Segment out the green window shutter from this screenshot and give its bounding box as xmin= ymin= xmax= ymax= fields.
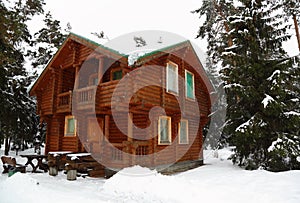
xmin=186 ymin=71 xmax=194 ymax=99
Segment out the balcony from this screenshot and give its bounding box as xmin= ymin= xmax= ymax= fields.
xmin=56 ymin=80 xmax=129 ymax=112
xmin=57 ymin=91 xmax=72 ymax=113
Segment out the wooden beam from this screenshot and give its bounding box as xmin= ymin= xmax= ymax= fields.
xmin=98 ymin=56 xmax=104 ymax=84
xmin=74 ymin=65 xmax=79 ymax=89
xmin=127 ymin=112 xmax=133 ymax=142
xmin=104 ymin=115 xmax=110 ymax=140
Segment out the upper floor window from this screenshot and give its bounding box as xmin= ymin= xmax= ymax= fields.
xmin=89 ymin=73 xmax=99 ymax=86
xmin=111 ymin=69 xmax=123 ymax=80
xmin=64 ymin=116 xmax=76 ymax=136
xmin=185 ymin=70 xmax=195 ymax=99
xmin=166 ymin=62 xmax=178 ymax=94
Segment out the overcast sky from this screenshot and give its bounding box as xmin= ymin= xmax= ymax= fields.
xmin=29 ymin=0 xmax=298 ymax=56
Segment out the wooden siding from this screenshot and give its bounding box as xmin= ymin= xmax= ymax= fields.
xmin=34 ymin=37 xmax=211 ymax=170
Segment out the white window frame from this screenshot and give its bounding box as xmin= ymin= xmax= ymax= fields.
xmin=185 ymin=70 xmax=195 ymax=100
xmin=64 ymin=116 xmax=77 ymax=137
xmin=178 ymin=119 xmax=189 ymax=144
xmin=166 ymin=61 xmax=178 ymax=94
xmin=158 ymin=116 xmax=171 ymax=145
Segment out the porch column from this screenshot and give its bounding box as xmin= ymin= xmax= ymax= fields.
xmin=128 ymin=112 xmax=134 ymax=166
xmin=74 ymin=65 xmax=80 ymax=89
xmin=104 ymin=115 xmax=110 ymax=141
xmin=103 ymin=115 xmax=110 ymax=164
xmin=127 ymin=112 xmax=133 ymax=142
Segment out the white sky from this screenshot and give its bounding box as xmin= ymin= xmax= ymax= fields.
xmin=42 ymin=0 xmax=207 ymax=48
xmin=29 ymin=0 xmax=298 ymax=56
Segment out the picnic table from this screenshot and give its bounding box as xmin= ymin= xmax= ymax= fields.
xmin=20 ymin=154 xmax=48 ymax=173
xmin=48 ymin=151 xmax=73 ymax=176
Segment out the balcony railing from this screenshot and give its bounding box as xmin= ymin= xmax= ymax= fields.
xmin=76 ymin=86 xmax=97 ymax=104
xmin=57 ymin=91 xmax=72 ymax=113
xmin=57 ymin=80 xmax=132 ymax=112
xmin=104 ymin=141 xmax=150 ymax=168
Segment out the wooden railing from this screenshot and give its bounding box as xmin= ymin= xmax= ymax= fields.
xmin=110 ymin=143 xmax=123 ymax=161
xmin=61 ymin=80 xmax=131 ymax=111
xmin=76 ymin=86 xmax=97 ymax=104
xmin=136 ymin=145 xmax=149 ymax=156
xmin=57 ymin=91 xmax=72 ymax=112
xmin=105 ymin=141 xmax=150 ymax=168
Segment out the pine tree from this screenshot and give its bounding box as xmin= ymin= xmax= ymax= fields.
xmin=272 ymin=0 xmax=300 ymax=52
xmin=195 ymin=0 xmax=300 ymax=171
xmin=28 ymin=12 xmax=67 ymax=70
xmin=0 ymin=0 xmax=66 ymax=155
xmin=0 ymin=0 xmax=45 ymax=154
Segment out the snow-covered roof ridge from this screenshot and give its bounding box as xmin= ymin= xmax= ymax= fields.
xmin=69 ymin=32 xmax=127 ymax=57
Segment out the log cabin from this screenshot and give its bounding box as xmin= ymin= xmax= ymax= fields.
xmin=30 ymin=33 xmax=214 ymax=175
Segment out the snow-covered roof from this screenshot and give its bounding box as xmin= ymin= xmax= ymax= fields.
xmin=30 ymin=32 xmax=214 ymax=98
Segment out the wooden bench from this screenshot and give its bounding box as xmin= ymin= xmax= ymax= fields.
xmin=1 ymin=156 xmax=26 ymax=173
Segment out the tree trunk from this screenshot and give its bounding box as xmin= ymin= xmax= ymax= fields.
xmin=4 ymin=137 xmax=10 ymax=155
xmin=293 ymin=14 xmax=300 ymax=52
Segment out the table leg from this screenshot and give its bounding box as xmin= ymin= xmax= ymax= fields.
xmin=38 ymin=158 xmax=48 ymax=172
xmin=24 ymin=158 xmax=36 ymax=172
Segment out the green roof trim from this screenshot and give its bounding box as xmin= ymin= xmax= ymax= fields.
xmin=135 ymin=40 xmax=190 ymax=64
xmin=69 ymin=32 xmax=128 ymax=57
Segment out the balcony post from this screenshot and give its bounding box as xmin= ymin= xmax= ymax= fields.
xmin=98 ymin=56 xmax=104 ymax=84
xmin=128 ymin=112 xmax=134 ymax=165
xmin=74 ymin=65 xmax=79 ymax=89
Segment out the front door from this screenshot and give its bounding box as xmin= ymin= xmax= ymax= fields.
xmin=87 ymin=117 xmax=104 ymax=154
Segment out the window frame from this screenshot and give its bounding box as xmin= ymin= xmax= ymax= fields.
xmin=178 ymin=119 xmax=189 ymax=144
xmin=89 ymin=73 xmax=99 ymax=86
xmin=158 ymin=116 xmax=172 ymax=145
xmin=185 ymin=70 xmax=195 ymax=100
xmin=166 ymin=61 xmax=179 ymax=95
xmin=64 ymin=116 xmax=77 ymax=137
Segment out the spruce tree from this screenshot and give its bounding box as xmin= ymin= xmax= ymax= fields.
xmin=0 ymin=0 xmax=45 ymax=154
xmin=0 ymin=0 xmax=66 ymax=154
xmin=195 ymin=0 xmax=300 ymax=171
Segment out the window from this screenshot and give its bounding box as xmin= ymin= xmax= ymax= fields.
xmin=185 ymin=70 xmax=195 ymax=99
xmin=158 ymin=116 xmax=171 ymax=145
xmin=89 ymin=73 xmax=99 ymax=86
xmin=112 ymin=69 xmax=123 ymax=80
xmin=166 ymin=62 xmax=178 ymax=94
xmin=178 ymin=119 xmax=188 ymax=144
xmin=64 ymin=116 xmax=76 ymax=136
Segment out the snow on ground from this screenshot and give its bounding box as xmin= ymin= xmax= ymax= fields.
xmin=0 ymin=147 xmax=299 ymax=203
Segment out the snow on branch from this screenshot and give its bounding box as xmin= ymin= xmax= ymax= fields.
xmin=262 ymin=94 xmax=275 ymax=108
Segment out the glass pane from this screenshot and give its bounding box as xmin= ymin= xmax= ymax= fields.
xmin=167 ymin=64 xmax=178 ymax=93
xmin=67 ymin=118 xmax=75 ymax=134
xmin=113 ymin=70 xmax=122 ymax=80
xmin=186 ymin=72 xmax=194 ymax=99
xmin=159 ymin=117 xmax=170 ymax=143
xmin=93 ymin=77 xmax=98 ymax=85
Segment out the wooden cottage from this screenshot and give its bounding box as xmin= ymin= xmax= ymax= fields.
xmin=30 ymin=33 xmax=214 ymax=175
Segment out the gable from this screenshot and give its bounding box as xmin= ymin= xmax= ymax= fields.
xmin=134 ymin=41 xmax=215 ymax=105
xmin=30 ymin=33 xmax=127 ymax=96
